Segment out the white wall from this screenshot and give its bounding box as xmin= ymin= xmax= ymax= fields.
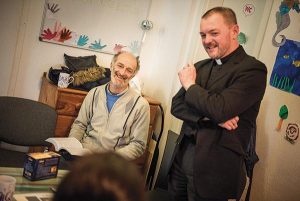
xmin=139 ymin=0 xmax=208 ymax=184
xmin=0 ymin=0 xmax=24 ymax=95
xmin=252 ymin=1 xmax=300 ymax=201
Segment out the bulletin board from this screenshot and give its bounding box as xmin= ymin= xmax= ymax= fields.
xmin=39 ymin=0 xmax=152 ymax=55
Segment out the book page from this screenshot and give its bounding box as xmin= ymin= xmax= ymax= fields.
xmin=64 ymin=147 xmax=91 ymax=156
xmin=46 ymin=137 xmax=90 ymax=156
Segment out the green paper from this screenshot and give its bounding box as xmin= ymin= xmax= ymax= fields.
xmin=279 ymin=105 xmax=288 ymax=119
xmin=238 ymin=32 xmax=247 ymax=45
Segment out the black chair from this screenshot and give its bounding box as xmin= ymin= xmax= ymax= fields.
xmin=146 ymin=130 xmax=179 ymax=201
xmin=146 ymin=104 xmax=164 ymax=188
xmin=0 ymin=96 xmax=57 ymax=167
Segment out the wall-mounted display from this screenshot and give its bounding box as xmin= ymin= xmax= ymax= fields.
xmin=270 ymin=39 xmax=300 ymax=96
xmin=222 ymin=0 xmax=268 ymax=56
xmin=285 ymin=123 xmax=299 ymax=144
xmin=276 ymin=105 xmax=289 ymax=131
xmin=39 ymin=0 xmax=152 ymax=55
xmin=272 ymin=0 xmax=300 ymax=47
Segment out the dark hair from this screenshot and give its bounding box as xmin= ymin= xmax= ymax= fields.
xmin=202 ymin=7 xmax=237 ymax=26
xmin=53 ymin=152 xmax=145 ymax=201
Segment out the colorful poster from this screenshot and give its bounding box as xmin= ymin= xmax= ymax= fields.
xmin=39 ymin=0 xmax=151 ymax=55
xmin=270 ymin=39 xmax=300 ymax=96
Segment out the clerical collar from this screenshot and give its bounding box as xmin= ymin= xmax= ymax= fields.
xmin=215 ymin=59 xmax=222 ymax=65
xmin=106 ymin=84 xmax=128 ymax=96
xmin=214 ymin=46 xmax=243 ymax=65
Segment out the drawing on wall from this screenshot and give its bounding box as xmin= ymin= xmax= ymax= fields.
xmin=238 ymin=32 xmax=247 ymax=45
xmin=270 ymin=39 xmax=300 ymax=96
xmin=243 ymin=4 xmax=255 ymax=16
xmin=39 ymin=0 xmax=151 ymax=55
xmin=285 ymin=123 xmax=299 ymax=144
xmin=238 ymin=4 xmax=254 ymax=46
xmin=276 ymin=105 xmax=289 ymax=131
xmin=272 ymin=0 xmax=300 ymax=47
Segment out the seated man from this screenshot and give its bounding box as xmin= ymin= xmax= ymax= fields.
xmin=53 ymin=152 xmax=145 ymax=201
xmin=69 ymin=51 xmax=150 ymax=160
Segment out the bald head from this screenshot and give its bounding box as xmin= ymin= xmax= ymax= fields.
xmin=111 ymin=51 xmax=140 ymax=74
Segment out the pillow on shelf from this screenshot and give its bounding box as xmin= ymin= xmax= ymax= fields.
xmin=64 ymin=54 xmax=98 ymax=72
xmin=72 ymin=66 xmax=106 ymax=86
xmin=70 ymin=68 xmax=111 ymax=91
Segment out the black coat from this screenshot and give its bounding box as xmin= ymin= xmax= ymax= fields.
xmin=171 ymin=46 xmax=267 ymax=199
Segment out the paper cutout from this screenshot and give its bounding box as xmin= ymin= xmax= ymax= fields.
xmin=39 ymin=0 xmax=150 ymax=55
xmin=285 ymin=123 xmax=299 ymax=144
xmin=270 ymin=39 xmax=300 ymax=96
xmin=243 ymin=4 xmax=255 ymax=16
xmin=113 ymin=44 xmax=126 ymax=53
xmin=238 ymin=32 xmax=247 ymax=45
xmin=276 ymin=105 xmax=288 ymax=131
xmin=272 ymin=0 xmax=300 ymax=47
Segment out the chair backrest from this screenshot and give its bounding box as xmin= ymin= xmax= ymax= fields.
xmin=153 ymin=130 xmax=178 ymax=190
xmin=145 ymin=104 xmax=164 ymax=188
xmin=0 ymin=96 xmax=57 ymax=146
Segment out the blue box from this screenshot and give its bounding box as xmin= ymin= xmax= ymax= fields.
xmin=23 ymin=151 xmax=61 ymax=181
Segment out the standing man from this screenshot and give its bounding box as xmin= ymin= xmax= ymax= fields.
xmin=69 ymin=51 xmax=150 ymax=161
xmin=169 ymin=7 xmax=267 ymax=201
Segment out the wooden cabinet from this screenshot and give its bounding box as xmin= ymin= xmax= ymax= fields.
xmin=38 ymin=74 xmax=161 ymax=175
xmin=39 ymin=76 xmax=87 ymax=137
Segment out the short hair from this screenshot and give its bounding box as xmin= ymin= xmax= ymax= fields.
xmin=112 ymin=51 xmax=140 ymax=73
xmin=53 ymin=152 xmax=145 ymax=201
xmin=202 ymin=7 xmax=237 ymax=26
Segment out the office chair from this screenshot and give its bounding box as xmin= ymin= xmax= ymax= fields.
xmin=0 ymin=96 xmax=57 ymax=167
xmin=146 ymin=130 xmax=179 ymax=201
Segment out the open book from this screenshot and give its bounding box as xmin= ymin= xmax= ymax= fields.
xmin=46 ymin=137 xmax=91 ymax=156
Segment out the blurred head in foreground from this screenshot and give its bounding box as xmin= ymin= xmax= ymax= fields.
xmin=53 ymin=152 xmax=145 ymax=201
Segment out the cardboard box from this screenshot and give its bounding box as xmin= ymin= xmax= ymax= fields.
xmin=23 ymin=151 xmax=60 ymax=181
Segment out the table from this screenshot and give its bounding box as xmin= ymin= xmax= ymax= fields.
xmin=0 ymin=167 xmax=68 ymax=194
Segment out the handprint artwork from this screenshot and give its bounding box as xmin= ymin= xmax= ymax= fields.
xmin=47 ymin=3 xmax=60 ymax=14
xmin=40 ymin=21 xmax=70 ymax=43
xmin=59 ymin=28 xmax=72 ymax=42
xmin=89 ymin=39 xmax=107 ymax=50
xmin=40 ymin=22 xmax=72 ymax=43
xmin=39 ymin=0 xmax=149 ymax=54
xmin=113 ymin=44 xmax=126 ymax=53
xmin=77 ymin=35 xmax=89 ymax=46
xmin=40 ymin=28 xmax=57 ymax=40
xmin=129 ymin=40 xmax=140 ymax=55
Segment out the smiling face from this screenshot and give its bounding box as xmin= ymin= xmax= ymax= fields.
xmin=200 ymin=12 xmax=239 ymax=59
xmin=109 ymin=52 xmax=138 ymax=94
